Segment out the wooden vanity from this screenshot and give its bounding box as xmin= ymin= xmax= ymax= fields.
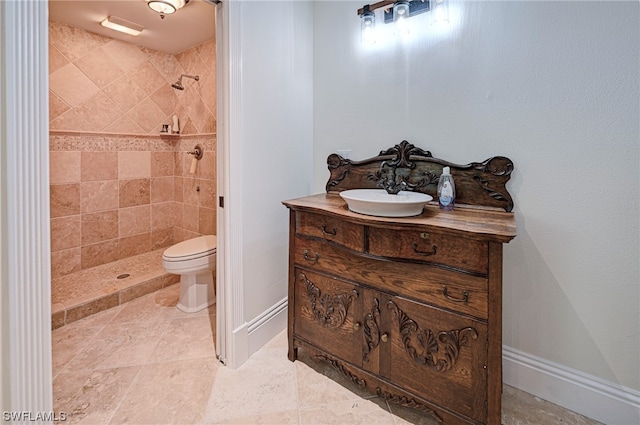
xmin=283 ymin=142 xmax=516 ymax=425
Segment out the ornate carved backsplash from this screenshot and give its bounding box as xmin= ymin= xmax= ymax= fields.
xmin=326 ymin=140 xmax=515 ymax=212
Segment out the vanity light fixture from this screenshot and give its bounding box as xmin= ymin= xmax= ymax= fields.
xmin=432 ymin=0 xmax=449 ymax=24
xmin=393 ymin=0 xmax=411 ymax=35
xmin=360 ymin=5 xmax=376 ymax=44
xmin=357 ymin=0 xmax=436 ymax=41
xmin=147 ymin=0 xmax=189 ymax=19
xmin=100 ymin=16 xmax=144 ymax=36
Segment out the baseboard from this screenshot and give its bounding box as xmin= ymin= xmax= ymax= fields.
xmin=247 ymin=297 xmax=288 ymax=356
xmin=226 ymin=323 xmax=248 ymax=369
xmin=503 ymin=345 xmax=640 ymax=425
xmin=225 ymin=298 xmax=288 ymax=369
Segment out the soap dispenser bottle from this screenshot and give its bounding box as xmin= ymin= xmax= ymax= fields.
xmin=438 ymin=166 xmax=456 ymax=210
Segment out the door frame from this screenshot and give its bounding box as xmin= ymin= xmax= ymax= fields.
xmin=1 ymin=0 xmax=53 ymax=413
xmin=215 ymin=0 xmax=229 ymax=365
xmin=215 ymin=0 xmax=247 ymax=369
xmin=0 ymin=0 xmax=240 ymax=413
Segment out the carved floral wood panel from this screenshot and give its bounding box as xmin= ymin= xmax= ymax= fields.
xmin=300 ymin=272 xmax=358 ymax=328
xmin=387 ymin=300 xmax=478 ymax=372
xmin=326 ymin=140 xmax=515 ymax=212
xmin=363 ymin=298 xmax=381 ymax=363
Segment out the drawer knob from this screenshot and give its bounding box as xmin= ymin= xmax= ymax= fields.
xmin=321 ymin=225 xmax=337 ymax=236
xmin=354 ymin=322 xmax=361 ymax=330
xmin=412 ymin=242 xmax=438 ymax=256
xmin=442 ymin=286 xmax=469 ymax=303
xmin=303 ymin=250 xmax=319 ymax=262
xmin=381 ymin=333 xmax=388 ymax=343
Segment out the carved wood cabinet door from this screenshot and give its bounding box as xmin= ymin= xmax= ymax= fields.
xmin=293 ymin=268 xmax=363 ymax=367
xmin=379 ymin=295 xmax=489 ymax=423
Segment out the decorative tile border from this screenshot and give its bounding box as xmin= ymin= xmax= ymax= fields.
xmin=50 ymin=131 xmax=215 ymax=151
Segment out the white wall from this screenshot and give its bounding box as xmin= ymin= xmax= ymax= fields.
xmin=313 ymin=0 xmax=638 ymax=400
xmin=229 ymin=0 xmax=314 ymax=333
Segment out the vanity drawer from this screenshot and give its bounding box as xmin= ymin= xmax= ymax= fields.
xmin=368 ymin=227 xmax=488 ymax=274
xmin=294 ymin=235 xmax=488 ymax=320
xmin=296 ymin=211 xmax=365 ymax=252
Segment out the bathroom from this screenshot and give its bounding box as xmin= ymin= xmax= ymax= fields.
xmin=48 ymin=2 xmax=218 ymax=327
xmin=1 ymin=1 xmax=638 ymax=424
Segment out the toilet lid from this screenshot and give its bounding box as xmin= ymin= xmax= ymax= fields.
xmin=163 ymin=235 xmax=217 ymax=260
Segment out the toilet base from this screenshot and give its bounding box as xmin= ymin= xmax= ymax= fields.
xmin=176 ymin=270 xmax=215 ymax=313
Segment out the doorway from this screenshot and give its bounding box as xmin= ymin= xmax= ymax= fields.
xmin=0 ymin=0 xmax=228 ymax=412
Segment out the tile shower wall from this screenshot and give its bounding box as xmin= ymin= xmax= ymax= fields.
xmin=49 ymin=21 xmax=216 ymax=134
xmin=49 ymin=21 xmax=216 ymax=278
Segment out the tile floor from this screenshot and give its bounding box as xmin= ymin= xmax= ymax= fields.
xmin=53 ymin=284 xmax=602 ymax=425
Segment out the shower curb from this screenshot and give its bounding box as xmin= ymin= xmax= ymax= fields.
xmin=52 ymin=272 xmax=179 ymax=330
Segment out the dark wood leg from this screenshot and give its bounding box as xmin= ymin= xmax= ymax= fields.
xmin=288 ymin=345 xmax=298 ymax=362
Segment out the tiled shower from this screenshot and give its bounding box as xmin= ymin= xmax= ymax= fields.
xmin=49 ymin=21 xmax=217 ymax=327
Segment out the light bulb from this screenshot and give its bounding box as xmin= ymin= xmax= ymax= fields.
xmin=432 ymin=0 xmax=449 ymax=24
xmin=360 ymin=6 xmax=376 ymax=44
xmin=393 ymin=1 xmax=411 ymax=36
xmin=147 ymin=0 xmax=188 ymax=15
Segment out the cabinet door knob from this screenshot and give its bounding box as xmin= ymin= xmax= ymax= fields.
xmin=354 ymin=322 xmax=361 ymax=330
xmin=381 ymin=333 xmax=388 ymax=343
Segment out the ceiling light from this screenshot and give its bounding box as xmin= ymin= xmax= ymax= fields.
xmin=147 ymin=0 xmax=189 ymax=16
xmin=100 ymin=16 xmax=144 ymax=36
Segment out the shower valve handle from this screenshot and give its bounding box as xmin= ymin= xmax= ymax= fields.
xmin=188 ymin=145 xmax=203 ymax=160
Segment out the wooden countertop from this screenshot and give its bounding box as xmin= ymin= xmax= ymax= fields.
xmin=283 ymin=193 xmax=516 ymax=244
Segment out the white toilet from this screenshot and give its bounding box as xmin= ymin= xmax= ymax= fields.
xmin=162 ymin=235 xmax=216 ymax=313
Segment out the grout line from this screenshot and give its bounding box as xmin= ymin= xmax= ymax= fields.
xmin=103 ymin=364 xmax=146 ymax=425
xmin=103 ymin=306 xmax=179 ymax=424
xmin=51 ymin=316 xmax=116 ymax=380
xmin=292 ymin=351 xmax=303 ymax=425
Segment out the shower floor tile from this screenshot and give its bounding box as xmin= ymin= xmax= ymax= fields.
xmin=52 ymin=250 xmax=165 ymax=305
xmin=51 ymin=249 xmax=179 ymax=328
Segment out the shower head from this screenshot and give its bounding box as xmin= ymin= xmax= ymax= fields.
xmin=171 ymin=74 xmax=200 ymax=91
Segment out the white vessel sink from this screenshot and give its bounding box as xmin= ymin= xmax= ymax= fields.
xmin=339 ymin=189 xmax=433 ymax=217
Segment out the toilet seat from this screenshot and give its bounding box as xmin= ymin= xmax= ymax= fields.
xmin=162 ymin=235 xmax=217 ymax=262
